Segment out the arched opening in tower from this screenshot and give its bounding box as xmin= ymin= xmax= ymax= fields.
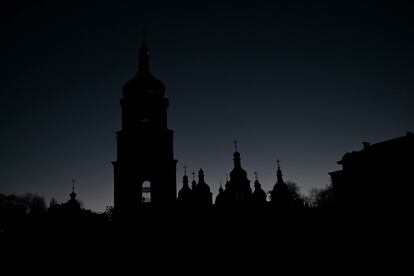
xmin=142 ymin=181 xmax=151 ymax=204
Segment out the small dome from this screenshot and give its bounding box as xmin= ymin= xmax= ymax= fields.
xmin=230 ymin=166 xmax=247 ymax=179
xmin=178 ymin=185 xmax=192 ymax=198
xmin=70 ymin=191 xmax=77 ymax=200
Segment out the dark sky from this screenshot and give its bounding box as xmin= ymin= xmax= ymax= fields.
xmin=1 ymin=0 xmax=413 ymax=211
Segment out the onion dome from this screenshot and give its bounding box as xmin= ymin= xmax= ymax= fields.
xmin=123 ymin=42 xmax=165 ymax=97
xmin=178 ymin=167 xmax=192 ymax=199
xmin=196 ymin=169 xmax=211 ymax=193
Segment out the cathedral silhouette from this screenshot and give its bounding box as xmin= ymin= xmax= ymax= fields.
xmin=112 ymin=41 xmax=298 ymax=216
xmin=111 ymin=40 xmax=414 ymax=219
xmin=2 ymin=40 xmax=413 ymax=236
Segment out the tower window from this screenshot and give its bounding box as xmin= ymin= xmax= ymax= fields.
xmin=142 ymin=181 xmax=151 ymax=203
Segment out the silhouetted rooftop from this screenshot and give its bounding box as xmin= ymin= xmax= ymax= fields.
xmin=338 ymin=132 xmax=414 ymax=165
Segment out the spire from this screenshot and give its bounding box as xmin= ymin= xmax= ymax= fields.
xmin=233 ymin=140 xmax=241 ymax=168
xmin=198 ymin=168 xmax=205 ymax=183
xmin=254 ymin=172 xmax=261 ymax=189
xmin=142 ymin=29 xmax=147 ymax=47
xmin=70 ymin=177 xmax=77 ymax=200
xmin=276 ymin=160 xmax=284 ymax=183
xmin=182 ymin=166 xmax=189 ymax=187
xmin=191 ymin=171 xmax=197 ymax=190
xmin=138 ymin=37 xmax=150 ymax=73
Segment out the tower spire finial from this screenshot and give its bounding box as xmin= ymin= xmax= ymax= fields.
xmin=72 ymin=177 xmax=75 ymax=193
xmin=254 ymin=171 xmax=259 ymax=182
xmin=234 ymin=140 xmax=238 ymax=152
xmin=182 ymin=166 xmax=189 ymax=188
xmin=276 ymin=159 xmax=284 ymax=183
xmin=70 ymin=177 xmax=77 ymax=200
xmin=138 ymin=30 xmax=150 ymax=72
xmin=142 ymin=28 xmax=146 ymax=46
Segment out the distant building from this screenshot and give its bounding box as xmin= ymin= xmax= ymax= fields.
xmin=252 ymin=172 xmax=267 ymax=206
xmin=177 ymin=169 xmax=193 ymax=206
xmin=48 ymin=179 xmax=82 ymax=216
xmin=215 ymin=181 xmax=225 ymax=206
xmin=329 ymin=132 xmax=414 ymax=209
xmin=220 ymin=144 xmax=253 ymax=206
xmin=66 ymin=179 xmax=82 ymax=213
xmin=193 ymin=169 xmax=213 ymax=207
xmin=270 ymin=161 xmax=295 ymax=208
xmin=177 ymin=168 xmax=213 ymax=208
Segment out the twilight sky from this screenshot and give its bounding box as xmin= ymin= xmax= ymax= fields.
xmin=1 ymin=0 xmax=413 ymax=211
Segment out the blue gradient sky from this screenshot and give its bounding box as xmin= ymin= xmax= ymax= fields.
xmin=1 ymin=0 xmax=412 ymax=211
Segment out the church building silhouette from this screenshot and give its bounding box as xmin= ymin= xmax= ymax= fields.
xmin=113 ymin=41 xmax=296 ymax=216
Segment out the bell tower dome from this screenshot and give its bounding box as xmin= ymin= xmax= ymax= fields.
xmin=113 ymin=40 xmax=177 ymax=216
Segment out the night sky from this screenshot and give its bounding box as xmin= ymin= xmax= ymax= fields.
xmin=1 ymin=0 xmax=412 ymax=211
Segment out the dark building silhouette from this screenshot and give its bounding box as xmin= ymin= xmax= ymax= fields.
xmin=329 ymin=132 xmax=414 ymax=210
xmin=252 ymin=172 xmax=267 ymax=205
xmin=191 ymin=172 xmax=197 ymax=191
xmin=48 ymin=178 xmax=86 ymax=217
xmin=108 ymin=40 xmax=314 ymax=215
xmin=214 ymin=181 xmax=225 ymax=206
xmin=177 ymin=167 xmax=193 ymax=206
xmin=193 ymin=169 xmax=213 ymax=207
xmin=66 ymin=178 xmax=82 ymax=212
xmin=220 ymin=143 xmax=253 ymax=206
xmin=270 ymin=160 xmax=294 ymax=208
xmin=112 ymin=41 xmax=177 ymax=215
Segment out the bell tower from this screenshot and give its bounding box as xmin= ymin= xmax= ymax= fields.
xmin=113 ymin=41 xmax=177 ymax=215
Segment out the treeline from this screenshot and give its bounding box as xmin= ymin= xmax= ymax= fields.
xmin=0 ymin=193 xmax=109 ymax=234
xmin=0 ymin=184 xmax=337 ymax=233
